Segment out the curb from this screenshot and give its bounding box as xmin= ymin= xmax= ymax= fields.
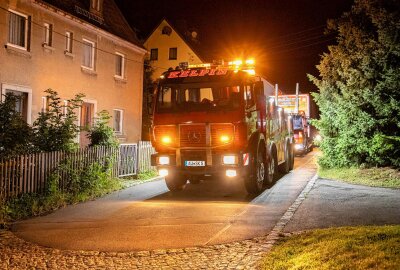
xmin=258 ymin=173 xmax=319 ymax=252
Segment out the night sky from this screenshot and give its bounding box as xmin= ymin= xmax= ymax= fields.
xmin=115 ymin=0 xmax=354 ymax=94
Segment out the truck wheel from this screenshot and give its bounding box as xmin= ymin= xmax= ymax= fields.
xmin=165 ymin=174 xmax=187 ymax=191
xmin=189 ymin=176 xmax=201 ymax=184
xmin=289 ymin=143 xmax=295 ymax=170
xmin=244 ymin=143 xmax=266 ymax=194
xmin=268 ymin=151 xmax=279 ymax=183
xmin=279 ymin=144 xmax=290 ymax=174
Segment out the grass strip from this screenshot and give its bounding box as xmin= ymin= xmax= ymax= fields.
xmin=262 ymin=225 xmax=400 ymax=270
xmin=318 ymin=166 xmax=400 ymax=189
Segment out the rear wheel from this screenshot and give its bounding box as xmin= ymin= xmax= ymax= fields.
xmin=165 ymin=173 xmax=187 ymax=191
xmin=244 ymin=142 xmax=266 ymax=194
xmin=279 ymin=144 xmax=290 ymax=174
xmin=289 ymin=143 xmax=295 ymax=170
xmin=267 ymin=151 xmax=278 ymax=183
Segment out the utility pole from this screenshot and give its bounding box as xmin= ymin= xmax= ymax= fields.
xmin=295 ymin=83 xmax=299 ymax=113
xmin=275 ymin=84 xmax=279 ymax=106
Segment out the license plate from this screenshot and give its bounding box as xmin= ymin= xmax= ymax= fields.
xmin=185 ymin=161 xmax=205 ymax=167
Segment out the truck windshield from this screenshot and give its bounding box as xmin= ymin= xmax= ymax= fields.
xmin=156 ymin=83 xmax=242 ymax=113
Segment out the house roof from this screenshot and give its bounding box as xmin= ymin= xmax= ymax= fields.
xmin=144 ymin=18 xmax=212 ymax=63
xmin=36 ymin=0 xmax=143 ymax=48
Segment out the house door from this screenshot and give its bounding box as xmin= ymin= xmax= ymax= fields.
xmin=80 ymin=102 xmax=94 ymax=147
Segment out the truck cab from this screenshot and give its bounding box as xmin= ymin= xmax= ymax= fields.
xmin=150 ymin=61 xmax=294 ymax=194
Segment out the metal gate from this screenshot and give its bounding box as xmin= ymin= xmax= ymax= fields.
xmin=118 ymin=144 xmax=137 ymax=177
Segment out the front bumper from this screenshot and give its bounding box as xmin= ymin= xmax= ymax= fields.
xmin=151 ymin=151 xmax=249 ymax=177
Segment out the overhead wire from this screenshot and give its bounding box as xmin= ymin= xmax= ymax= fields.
xmin=1 ymin=5 xmax=336 ymax=66
xmin=0 ymin=6 xmax=172 ymax=71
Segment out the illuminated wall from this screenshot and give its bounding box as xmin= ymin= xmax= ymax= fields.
xmin=144 ymin=19 xmax=203 ymax=80
xmin=0 ymin=1 xmax=146 ymax=144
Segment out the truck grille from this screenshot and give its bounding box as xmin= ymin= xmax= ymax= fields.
xmin=179 ymin=123 xmax=234 ymax=148
xmin=180 ymin=124 xmax=206 ymax=147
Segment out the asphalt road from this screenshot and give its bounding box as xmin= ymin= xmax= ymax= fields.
xmin=12 ymin=152 xmax=317 ymax=252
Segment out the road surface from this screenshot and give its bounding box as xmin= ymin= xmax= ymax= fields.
xmin=13 ymin=152 xmax=317 ymax=251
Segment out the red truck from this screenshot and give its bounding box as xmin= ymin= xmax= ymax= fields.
xmin=150 ymin=60 xmax=294 ymax=194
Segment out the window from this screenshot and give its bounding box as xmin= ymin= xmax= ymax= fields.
xmin=115 ymin=52 xmax=125 ymax=78
xmin=8 ymin=10 xmax=29 ymax=50
xmin=162 ymin=26 xmax=172 ymax=36
xmin=41 ymin=96 xmax=48 ymax=112
xmin=82 ymin=39 xmax=95 ymax=70
xmin=1 ymin=84 xmax=32 ymax=124
xmin=169 ymin=47 xmax=177 ymax=60
xmin=43 ymin=23 xmax=53 ymax=46
xmin=150 ymin=48 xmax=158 ymax=60
xmin=113 ymin=109 xmax=123 ymax=133
xmin=65 ymin=32 xmax=73 ymax=53
xmin=62 ymin=100 xmax=68 ymax=116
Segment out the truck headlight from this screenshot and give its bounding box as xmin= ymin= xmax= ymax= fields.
xmin=161 ymin=136 xmax=172 ymax=144
xmin=220 ymin=135 xmax=231 ymax=143
xmin=158 ymin=169 xmax=168 ymax=176
xmin=295 ymin=144 xmax=303 ymax=150
xmin=223 ymin=155 xmax=238 ymax=165
xmin=157 ymin=156 xmax=170 ymax=165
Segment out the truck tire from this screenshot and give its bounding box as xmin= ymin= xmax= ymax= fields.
xmin=265 ymin=151 xmax=275 ymax=187
xmin=165 ymin=173 xmax=187 ymax=191
xmin=289 ymin=143 xmax=295 ymax=170
xmin=244 ymin=142 xmax=266 ymax=194
xmin=279 ymin=143 xmax=290 ymax=174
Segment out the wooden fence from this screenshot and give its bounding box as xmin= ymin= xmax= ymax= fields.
xmin=0 ymin=142 xmax=156 ymax=200
xmin=0 ymin=146 xmax=119 ymax=199
xmin=137 ymin=141 xmax=156 ymax=173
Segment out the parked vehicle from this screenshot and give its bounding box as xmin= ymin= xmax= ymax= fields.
xmin=150 ymin=60 xmax=294 ymax=194
xmin=273 ymin=94 xmax=312 ymax=155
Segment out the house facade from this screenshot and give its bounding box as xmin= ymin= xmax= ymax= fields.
xmin=0 ymin=0 xmax=147 ymax=145
xmin=143 ymin=19 xmax=204 ymax=80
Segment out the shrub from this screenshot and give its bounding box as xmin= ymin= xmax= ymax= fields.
xmin=0 ymin=93 xmax=34 ymax=158
xmin=87 ymin=110 xmax=118 ymax=147
xmin=33 ymin=89 xmax=84 ymax=152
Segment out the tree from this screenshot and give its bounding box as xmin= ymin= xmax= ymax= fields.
xmin=0 ymin=93 xmax=34 ymax=158
xmin=87 ymin=110 xmax=118 ymax=147
xmin=310 ymin=0 xmax=400 ymax=168
xmin=141 ymin=58 xmax=155 ymax=141
xmin=33 ymin=89 xmax=84 ymax=152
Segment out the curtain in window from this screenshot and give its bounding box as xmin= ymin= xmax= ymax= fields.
xmin=113 ymin=110 xmax=121 ymax=132
xmin=8 ymin=12 xmax=26 ymax=47
xmin=82 ymin=41 xmax=93 ymax=68
xmin=115 ymin=54 xmax=123 ymax=76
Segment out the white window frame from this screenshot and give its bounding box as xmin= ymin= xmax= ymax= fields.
xmin=65 ymin=31 xmax=73 ymax=53
xmin=115 ymin=52 xmax=125 ymax=79
xmin=82 ymin=38 xmax=96 ymax=70
xmin=1 ymin=83 xmax=32 ymax=124
xmin=62 ymin=100 xmax=68 ymax=116
xmin=43 ymin=23 xmax=52 ymax=46
xmin=113 ymin=109 xmax=123 ymax=134
xmin=7 ymin=9 xmax=29 ymax=51
xmin=41 ymin=96 xmax=47 ymax=112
